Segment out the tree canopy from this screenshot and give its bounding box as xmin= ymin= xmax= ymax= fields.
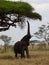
xmin=0 ymin=0 xmax=42 ymax=31
xmin=34 ymin=24 xmax=49 ymax=45
xmin=0 ymin=35 xmax=11 ymax=52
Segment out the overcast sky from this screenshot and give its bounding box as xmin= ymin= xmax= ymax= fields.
xmin=0 ymin=0 xmax=49 ymax=45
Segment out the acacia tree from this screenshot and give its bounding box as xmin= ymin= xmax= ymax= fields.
xmin=0 ymin=35 xmax=11 ymax=52
xmin=34 ymin=24 xmax=49 ymax=45
xmin=0 ymin=0 xmax=42 ymax=31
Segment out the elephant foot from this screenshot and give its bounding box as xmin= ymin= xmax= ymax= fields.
xmin=15 ymin=54 xmax=17 ymax=57
xmin=21 ymin=54 xmax=25 ymax=58
xmin=27 ymin=55 xmax=30 ymax=58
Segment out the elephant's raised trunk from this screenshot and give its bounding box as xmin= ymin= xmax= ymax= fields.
xmin=27 ymin=21 xmax=30 ymax=35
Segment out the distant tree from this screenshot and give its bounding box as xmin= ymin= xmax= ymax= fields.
xmin=0 ymin=35 xmax=11 ymax=52
xmin=34 ymin=24 xmax=49 ymax=45
xmin=0 ymin=0 xmax=42 ymax=31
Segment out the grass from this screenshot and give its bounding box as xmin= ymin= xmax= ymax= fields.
xmin=0 ymin=45 xmax=49 ymax=65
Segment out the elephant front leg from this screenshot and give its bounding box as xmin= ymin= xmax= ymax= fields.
xmin=15 ymin=52 xmax=18 ymax=58
xmin=21 ymin=49 xmax=25 ymax=58
xmin=26 ymin=47 xmax=30 ymax=58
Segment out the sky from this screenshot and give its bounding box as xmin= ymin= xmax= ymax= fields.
xmin=0 ymin=0 xmax=49 ymax=45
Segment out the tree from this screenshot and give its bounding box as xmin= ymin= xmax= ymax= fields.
xmin=0 ymin=0 xmax=42 ymax=31
xmin=34 ymin=24 xmax=49 ymax=45
xmin=0 ymin=35 xmax=11 ymax=52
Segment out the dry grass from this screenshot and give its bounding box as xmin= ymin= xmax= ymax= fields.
xmin=0 ymin=45 xmax=49 ymax=65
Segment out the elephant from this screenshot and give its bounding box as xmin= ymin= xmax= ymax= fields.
xmin=14 ymin=21 xmax=31 ymax=58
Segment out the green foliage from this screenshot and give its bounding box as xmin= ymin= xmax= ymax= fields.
xmin=0 ymin=1 xmax=33 ymax=14
xmin=0 ymin=0 xmax=42 ymax=31
xmin=30 ymin=40 xmax=40 ymax=43
xmin=0 ymin=0 xmax=41 ymax=20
